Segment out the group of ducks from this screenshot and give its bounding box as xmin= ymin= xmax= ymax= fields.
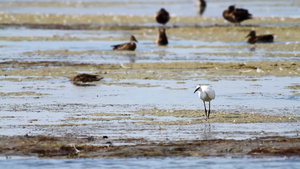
xmin=111 ymin=3 xmax=274 ymax=51
xmin=69 ymin=2 xmax=277 ymax=120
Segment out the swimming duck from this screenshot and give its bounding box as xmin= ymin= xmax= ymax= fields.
xmin=155 ymin=8 xmax=170 ymax=25
xmin=246 ymin=31 xmax=274 ymax=44
xmin=155 ymin=28 xmax=168 ymax=46
xmin=70 ymin=73 xmax=103 ymax=83
xmin=112 ymin=35 xmax=138 ymax=51
xmin=223 ymin=5 xmax=252 ymax=25
xmin=196 ymin=0 xmax=206 ymax=15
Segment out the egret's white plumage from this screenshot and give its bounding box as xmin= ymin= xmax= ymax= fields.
xmin=194 ymin=85 xmax=215 ymax=120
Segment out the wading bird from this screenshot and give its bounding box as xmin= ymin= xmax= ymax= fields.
xmin=223 ymin=5 xmax=252 ymax=25
xmin=111 ymin=35 xmax=138 ymax=51
xmin=194 ymin=85 xmax=216 ymax=120
xmin=196 ymin=0 xmax=206 ymax=15
xmin=155 ymin=8 xmax=170 ymax=25
xmin=246 ymin=30 xmax=274 ymax=44
xmin=155 ymin=28 xmax=168 ymax=46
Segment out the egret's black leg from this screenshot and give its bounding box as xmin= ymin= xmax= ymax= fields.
xmin=208 ymin=101 xmax=211 ymax=119
xmin=203 ymin=101 xmax=208 ymax=121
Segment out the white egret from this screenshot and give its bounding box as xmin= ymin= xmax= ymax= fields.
xmin=194 ymin=85 xmax=216 ymax=120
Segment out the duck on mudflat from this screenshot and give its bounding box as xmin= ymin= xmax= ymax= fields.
xmin=155 ymin=8 xmax=170 ymax=25
xmin=223 ymin=5 xmax=252 ymax=25
xmin=111 ymin=35 xmax=138 ymax=51
xmin=246 ymin=30 xmax=274 ymax=44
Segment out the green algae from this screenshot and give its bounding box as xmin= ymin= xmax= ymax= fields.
xmin=133 ymin=109 xmax=300 ymax=124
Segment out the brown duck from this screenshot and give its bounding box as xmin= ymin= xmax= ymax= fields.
xmin=246 ymin=31 xmax=274 ymax=44
xmin=223 ymin=5 xmax=252 ymax=25
xmin=155 ymin=8 xmax=170 ymax=25
xmin=70 ymin=73 xmax=103 ymax=83
xmin=196 ymin=0 xmax=206 ymax=15
xmin=112 ymin=35 xmax=138 ymax=51
xmin=155 ymin=28 xmax=168 ymax=46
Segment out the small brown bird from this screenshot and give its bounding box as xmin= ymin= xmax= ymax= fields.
xmin=112 ymin=35 xmax=138 ymax=51
xmin=155 ymin=28 xmax=168 ymax=46
xmin=246 ymin=31 xmax=274 ymax=44
xmin=196 ymin=0 xmax=206 ymax=15
xmin=70 ymin=73 xmax=103 ymax=83
xmin=223 ymin=5 xmax=252 ymax=25
xmin=155 ymin=8 xmax=170 ymax=25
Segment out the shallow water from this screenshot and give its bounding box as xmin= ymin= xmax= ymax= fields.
xmin=1 ymin=156 xmax=300 ymax=169
xmin=1 ymin=0 xmax=300 ymax=17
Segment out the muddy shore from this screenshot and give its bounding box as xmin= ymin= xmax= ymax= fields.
xmin=0 ymin=135 xmax=299 ymax=158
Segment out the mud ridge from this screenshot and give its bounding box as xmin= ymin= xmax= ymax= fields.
xmin=0 ymin=135 xmax=299 ymax=158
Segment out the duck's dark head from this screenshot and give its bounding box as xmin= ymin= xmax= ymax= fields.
xmin=246 ymin=31 xmax=256 ymax=38
xmin=130 ymin=35 xmax=138 ymax=43
xmin=160 ymin=8 xmax=167 ymax=13
xmin=228 ymin=5 xmax=235 ymax=12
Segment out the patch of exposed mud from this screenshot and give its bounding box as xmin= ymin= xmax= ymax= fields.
xmin=0 ymin=135 xmax=299 ymax=158
xmin=132 ymin=109 xmax=300 ymax=124
xmin=1 ymin=13 xmax=300 ymax=26
xmin=1 ymin=61 xmax=298 ymax=82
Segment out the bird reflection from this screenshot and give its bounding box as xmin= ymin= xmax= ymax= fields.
xmin=125 ymin=53 xmax=136 ymax=63
xmin=249 ymin=46 xmax=256 ymax=52
xmin=201 ymin=123 xmax=213 ymax=140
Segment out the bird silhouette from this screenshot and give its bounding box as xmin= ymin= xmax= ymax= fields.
xmin=196 ymin=0 xmax=206 ymax=15
xmin=155 ymin=8 xmax=170 ymax=25
xmin=155 ymin=28 xmax=168 ymax=46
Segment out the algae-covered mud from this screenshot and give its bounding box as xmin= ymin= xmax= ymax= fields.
xmin=0 ymin=135 xmax=299 ymax=158
xmin=0 ymin=0 xmax=299 ymax=165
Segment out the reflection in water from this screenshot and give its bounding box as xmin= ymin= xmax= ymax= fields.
xmin=158 ymin=50 xmax=167 ymax=59
xmin=249 ymin=46 xmax=256 ymax=52
xmin=201 ymin=123 xmax=213 ymax=140
xmin=125 ymin=53 xmax=136 ymax=63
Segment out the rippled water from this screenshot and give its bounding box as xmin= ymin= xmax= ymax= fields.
xmin=1 ymin=0 xmax=300 ymax=17
xmin=1 ymin=156 xmax=300 ymax=169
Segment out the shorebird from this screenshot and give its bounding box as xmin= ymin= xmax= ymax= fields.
xmin=70 ymin=73 xmax=103 ymax=86
xmin=223 ymin=5 xmax=252 ymax=25
xmin=246 ymin=30 xmax=274 ymax=44
xmin=111 ymin=35 xmax=138 ymax=51
xmin=155 ymin=8 xmax=170 ymax=25
xmin=155 ymin=28 xmax=168 ymax=46
xmin=196 ymin=0 xmax=206 ymax=15
xmin=194 ymin=85 xmax=216 ymax=121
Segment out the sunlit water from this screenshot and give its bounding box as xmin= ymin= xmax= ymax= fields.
xmin=1 ymin=0 xmax=299 ymax=17
xmin=1 ymin=156 xmax=300 ymax=169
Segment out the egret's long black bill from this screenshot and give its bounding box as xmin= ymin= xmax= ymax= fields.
xmin=194 ymin=87 xmax=200 ymax=93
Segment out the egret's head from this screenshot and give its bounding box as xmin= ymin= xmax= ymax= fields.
xmin=194 ymin=84 xmax=202 ymax=93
